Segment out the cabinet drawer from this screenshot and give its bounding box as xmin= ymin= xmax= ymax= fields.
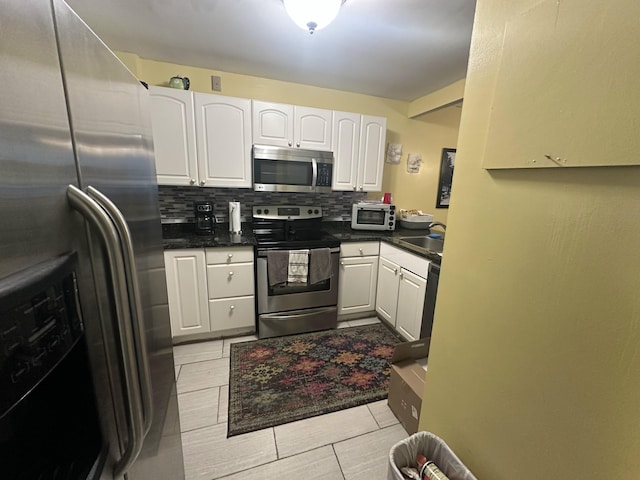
xmin=207 ymin=262 xmax=254 ymax=298
xmin=340 ymin=241 xmax=379 ymax=258
xmin=209 ymin=295 xmax=255 ymax=331
xmin=206 ymin=246 xmax=254 ymax=265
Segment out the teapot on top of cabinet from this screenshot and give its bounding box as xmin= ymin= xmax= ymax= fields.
xmin=168 ymin=75 xmax=190 ymax=90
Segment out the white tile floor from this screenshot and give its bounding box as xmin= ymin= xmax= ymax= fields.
xmin=173 ymin=317 xmax=409 ymax=480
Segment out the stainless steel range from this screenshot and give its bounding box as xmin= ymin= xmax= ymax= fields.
xmin=253 ymin=205 xmax=340 ymax=338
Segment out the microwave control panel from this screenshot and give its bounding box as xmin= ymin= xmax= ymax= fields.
xmin=316 ymin=162 xmax=333 ymax=187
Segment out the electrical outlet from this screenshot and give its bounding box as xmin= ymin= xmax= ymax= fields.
xmin=211 ymin=75 xmax=221 ymax=92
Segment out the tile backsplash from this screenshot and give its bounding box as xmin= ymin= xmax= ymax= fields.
xmin=158 ymin=186 xmax=368 ymax=223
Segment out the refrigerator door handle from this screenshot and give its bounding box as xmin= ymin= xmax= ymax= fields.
xmin=86 ymin=186 xmax=154 ymax=438
xmin=66 ymin=185 xmax=145 ymax=479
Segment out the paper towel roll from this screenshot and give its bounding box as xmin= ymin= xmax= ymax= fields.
xmin=229 ymin=201 xmax=241 ymax=233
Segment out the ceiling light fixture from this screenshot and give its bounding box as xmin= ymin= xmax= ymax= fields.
xmin=283 ymin=0 xmax=346 ymax=35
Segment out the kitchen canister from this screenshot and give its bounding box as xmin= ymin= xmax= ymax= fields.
xmin=229 ymin=201 xmax=241 ymax=233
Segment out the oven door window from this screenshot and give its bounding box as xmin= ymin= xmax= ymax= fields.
xmin=254 ymin=159 xmax=313 ymax=186
xmin=357 ymin=209 xmax=386 ymax=225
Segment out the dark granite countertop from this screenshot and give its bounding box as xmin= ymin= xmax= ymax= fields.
xmin=322 ymin=223 xmax=442 ymax=264
xmin=161 ymin=221 xmax=442 ymax=264
xmin=162 ymin=223 xmax=255 ymax=249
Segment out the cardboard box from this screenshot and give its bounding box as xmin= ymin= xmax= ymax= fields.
xmin=387 ymin=338 xmax=430 ymax=435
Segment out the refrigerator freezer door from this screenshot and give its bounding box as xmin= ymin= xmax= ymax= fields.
xmin=52 ymin=1 xmax=185 ymax=478
xmin=0 ymin=0 xmax=79 ymax=276
xmin=0 ymin=0 xmax=120 ymax=477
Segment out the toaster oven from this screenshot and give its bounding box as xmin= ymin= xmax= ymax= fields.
xmin=351 ymin=202 xmax=396 ymax=231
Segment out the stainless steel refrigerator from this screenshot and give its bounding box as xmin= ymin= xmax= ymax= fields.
xmin=0 ymin=0 xmax=185 ymax=478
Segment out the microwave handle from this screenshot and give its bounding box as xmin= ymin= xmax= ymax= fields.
xmin=311 ymin=158 xmax=318 ymax=188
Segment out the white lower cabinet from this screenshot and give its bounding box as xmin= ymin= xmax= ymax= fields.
xmin=337 ymin=242 xmax=379 ymax=316
xmin=164 ymin=246 xmax=255 ymax=339
xmin=375 ymin=243 xmax=429 ymax=341
xmin=164 ymin=249 xmax=210 ymax=336
xmin=208 ymin=296 xmax=255 ymax=332
xmin=205 ymin=246 xmax=255 ymax=332
xmin=375 ymin=257 xmax=400 ymax=325
xmin=396 ymin=269 xmax=427 ymax=341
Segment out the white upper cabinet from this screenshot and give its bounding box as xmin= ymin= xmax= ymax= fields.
xmin=252 ymin=101 xmax=294 ymax=147
xmin=294 ymin=106 xmax=332 ymax=151
xmin=331 ymin=111 xmax=361 ymax=191
xmin=149 ymin=86 xmax=198 ymax=186
xmin=358 ymin=115 xmax=387 ymax=192
xmin=149 ymin=88 xmax=384 ymax=189
xmin=194 ymin=93 xmax=252 ymax=188
xmin=148 ymin=86 xmax=251 ymax=188
xmin=332 ymin=113 xmax=386 ymax=192
xmin=252 ymin=101 xmax=332 ymax=151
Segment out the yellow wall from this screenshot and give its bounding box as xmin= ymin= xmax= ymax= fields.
xmin=380 ymin=106 xmax=461 ymax=216
xmin=419 ymin=1 xmax=640 ymax=479
xmin=117 ymin=52 xmax=459 ymax=222
xmin=408 ymin=79 xmax=465 ymax=118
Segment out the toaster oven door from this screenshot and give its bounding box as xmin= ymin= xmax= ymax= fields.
xmin=351 ymin=206 xmax=389 ymax=229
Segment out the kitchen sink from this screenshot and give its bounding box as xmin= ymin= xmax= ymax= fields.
xmin=398 ymin=234 xmax=444 ymax=253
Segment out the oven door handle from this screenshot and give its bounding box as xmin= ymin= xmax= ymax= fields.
xmin=260 ymin=306 xmax=337 ymax=320
xmin=311 ymin=158 xmax=318 ymax=188
xmin=257 ymin=247 xmax=340 ymax=257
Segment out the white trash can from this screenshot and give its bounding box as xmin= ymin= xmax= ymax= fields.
xmin=388 ymin=431 xmax=477 ymax=480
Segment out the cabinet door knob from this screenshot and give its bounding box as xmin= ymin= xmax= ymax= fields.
xmin=400 ymin=272 xmax=404 ymax=279
xmin=199 ymin=180 xmax=205 ymax=186
xmin=353 ymin=185 xmax=356 ymax=191
xmin=288 ymin=141 xmax=292 ymax=147
xmin=189 ymin=178 xmax=196 ymax=185
xmin=359 ymin=248 xmax=363 ymax=254
xmin=229 ymin=271 xmax=234 ymax=276
xmin=394 ymin=268 xmax=398 ymax=274
xmin=359 ymin=186 xmax=363 ymax=191
xmin=340 ymin=261 xmax=344 ymax=266
xmin=227 ymin=253 xmax=233 ymax=259
xmin=229 ymin=305 xmax=235 ymax=310
xmin=296 ymin=142 xmax=300 ymax=147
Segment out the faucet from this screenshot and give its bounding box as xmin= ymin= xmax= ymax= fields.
xmin=428 ymin=221 xmax=446 ymax=232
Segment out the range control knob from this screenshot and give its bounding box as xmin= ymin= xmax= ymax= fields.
xmin=389 ymin=222 xmax=394 ymax=226
xmin=264 ymin=209 xmax=269 ymax=215
xmin=256 ymin=209 xmax=262 ymax=214
xmin=314 ymin=209 xmax=319 ymax=214
xmin=308 ymin=209 xmax=313 ymax=214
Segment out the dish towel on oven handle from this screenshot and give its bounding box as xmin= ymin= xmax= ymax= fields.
xmin=309 ymin=248 xmax=332 ymax=284
xmin=266 ymin=250 xmax=289 ymax=286
xmin=287 ymin=249 xmax=309 ymax=285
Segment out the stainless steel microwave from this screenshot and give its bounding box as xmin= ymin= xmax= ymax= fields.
xmin=253 ymin=145 xmax=333 ymax=193
xmin=351 ymin=202 xmax=396 ymax=230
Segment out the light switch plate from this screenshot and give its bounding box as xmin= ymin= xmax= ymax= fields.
xmin=211 ymin=75 xmax=221 ymax=91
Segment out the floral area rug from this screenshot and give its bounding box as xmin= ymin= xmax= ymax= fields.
xmin=228 ymin=323 xmax=402 ymax=437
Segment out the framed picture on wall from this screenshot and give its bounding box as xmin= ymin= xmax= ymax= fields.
xmin=436 ymin=148 xmax=456 ymax=208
